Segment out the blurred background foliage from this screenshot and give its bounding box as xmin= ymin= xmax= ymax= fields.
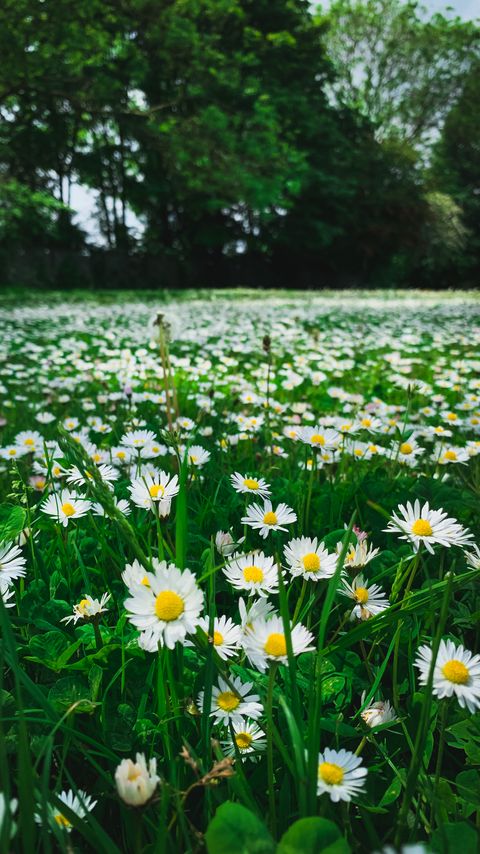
xmin=0 ymin=0 xmax=478 ymax=288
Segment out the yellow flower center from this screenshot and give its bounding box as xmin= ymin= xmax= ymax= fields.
xmin=78 ymin=598 xmax=90 ymax=613
xmin=318 ymin=761 xmax=344 ymax=786
xmin=61 ymin=502 xmax=76 ymax=517
xmin=400 ymin=442 xmax=413 ymax=455
xmin=213 ymin=631 xmax=224 ymax=646
xmin=446 ymin=413 xmax=457 ymax=421
xmin=442 ymin=659 xmax=469 ymax=684
xmin=54 ymin=812 xmax=72 ymax=828
xmin=355 ymin=587 xmax=369 ymax=604
xmin=92 ymin=453 xmax=102 ymax=462
xmin=25 ymin=438 xmax=35 ymax=446
xmin=244 ymin=478 xmax=259 ymax=490
xmin=369 ymin=445 xmax=378 ymax=454
xmin=243 ymin=565 xmax=264 ymax=583
xmin=216 ymin=690 xmax=240 ymax=711
xmin=127 ymin=767 xmax=142 ymax=781
xmin=189 ymin=454 xmax=198 ymax=463
xmin=263 ymin=511 xmax=278 ymax=526
xmin=302 ymin=552 xmax=320 ymax=572
xmin=264 ymin=632 xmax=287 ymax=657
xmin=149 ymin=484 xmax=165 ymax=498
xmin=361 ymin=418 xmax=372 ymax=427
xmin=411 ymin=519 xmax=433 ymax=537
xmin=235 ymin=732 xmax=253 ymax=750
xmin=53 ymin=466 xmax=61 ymax=476
xmin=8 ymin=449 xmax=16 ymax=455
xmin=154 ymin=590 xmax=184 ymax=621
xmin=310 ymin=433 xmax=325 ymax=445
xmin=354 ymin=449 xmax=364 ymax=456
xmin=444 ymin=450 xmax=457 ymax=461
xmin=116 ymin=451 xmax=126 ymax=459
xmin=141 ymin=575 xmax=150 ymax=586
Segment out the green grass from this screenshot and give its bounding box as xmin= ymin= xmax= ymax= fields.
xmin=0 ymin=289 xmax=479 ymax=853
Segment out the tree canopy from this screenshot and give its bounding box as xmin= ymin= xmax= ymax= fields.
xmin=0 ymin=0 xmax=477 ymax=288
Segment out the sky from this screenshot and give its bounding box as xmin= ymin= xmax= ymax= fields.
xmin=73 ymin=0 xmax=479 ymax=244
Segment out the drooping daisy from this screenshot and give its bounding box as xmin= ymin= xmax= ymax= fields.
xmin=42 ymin=789 xmax=97 ymax=832
xmin=296 ymin=426 xmax=339 ymax=449
xmin=241 ymin=500 xmax=297 ymax=539
xmin=0 ymin=542 xmax=26 ymax=584
xmin=340 ymin=574 xmax=389 ymax=621
xmin=223 ymin=551 xmax=279 ymax=597
xmin=124 ymin=561 xmax=203 ymax=649
xmin=243 ymin=615 xmax=314 ymax=672
xmin=122 ymin=558 xmax=151 ymax=590
xmin=384 ymin=500 xmax=472 ymax=554
xmin=414 ymin=638 xmax=480 ymax=713
xmin=40 ymin=490 xmax=92 ymax=526
xmin=360 ymin=698 xmax=397 ymax=728
xmin=198 ymin=615 xmax=242 ymax=660
xmin=198 ymin=675 xmax=263 ymax=724
xmin=221 ymin=718 xmax=267 ymax=760
xmin=61 ymin=593 xmax=110 ymax=626
xmin=230 ymin=472 xmax=271 ymax=499
xmin=316 ymin=747 xmax=367 ymax=802
xmin=284 ymin=536 xmax=337 ymax=581
xmin=129 ymin=470 xmax=179 ymax=515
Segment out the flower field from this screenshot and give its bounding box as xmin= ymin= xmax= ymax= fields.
xmin=1 ymin=289 xmax=480 ymax=853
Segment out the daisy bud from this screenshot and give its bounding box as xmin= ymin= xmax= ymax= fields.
xmin=115 ymin=753 xmax=159 ymax=807
xmin=360 ymin=700 xmax=397 ymax=728
xmin=215 ymin=531 xmax=236 ymax=557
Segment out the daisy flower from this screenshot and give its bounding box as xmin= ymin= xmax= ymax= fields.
xmin=185 ymin=445 xmax=210 ymax=467
xmin=122 ymin=558 xmax=151 ymax=590
xmin=284 ymin=536 xmax=337 ymax=581
xmin=221 ymin=718 xmax=267 ymax=760
xmin=466 ymin=544 xmax=480 ymax=570
xmin=316 ymin=747 xmax=367 ymax=802
xmin=121 ymin=429 xmax=157 ymax=450
xmin=223 ymin=551 xmax=279 ymax=597
xmin=129 ymin=470 xmax=179 ymax=515
xmin=1 ymin=581 xmax=15 ymax=608
xmin=198 ymin=675 xmax=263 ymax=724
xmin=14 ymin=430 xmax=43 ymax=453
xmin=296 ymin=426 xmax=339 ymax=449
xmin=243 ymin=615 xmax=314 ymax=672
xmin=241 ymin=500 xmax=297 ymax=539
xmin=360 ymin=698 xmax=397 ymax=728
xmin=384 ymin=500 xmax=472 ymax=554
xmin=67 ymin=464 xmax=119 ymax=488
xmin=198 ymin=615 xmax=242 ymax=660
xmin=115 ymin=753 xmax=159 ymax=806
xmin=0 ymin=542 xmax=26 ymax=584
xmin=340 ymin=574 xmax=389 ymax=621
xmin=230 ymin=472 xmax=271 ymax=499
xmin=92 ymin=497 xmax=131 ymax=516
xmin=40 ymin=789 xmax=97 ymax=832
xmin=61 ymin=593 xmax=110 ymax=626
xmin=339 ymin=539 xmax=380 ymax=573
xmin=238 ymin=597 xmax=276 ymax=633
xmin=124 ymin=561 xmax=203 ymax=650
xmin=435 ymin=445 xmax=470 ymax=465
xmin=414 ymin=638 xmax=480 ymax=713
xmin=40 ymin=490 xmax=92 ymax=526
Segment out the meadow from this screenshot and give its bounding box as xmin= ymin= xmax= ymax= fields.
xmin=1 ymin=289 xmax=480 ymax=853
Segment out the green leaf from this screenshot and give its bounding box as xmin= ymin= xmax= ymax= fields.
xmin=205 ymin=802 xmax=275 ymax=854
xmin=0 ymin=504 xmax=26 ymax=543
xmin=430 ymin=821 xmax=479 ymax=853
xmin=48 ymin=676 xmax=96 ymax=714
xmin=277 ymin=818 xmax=350 ymax=854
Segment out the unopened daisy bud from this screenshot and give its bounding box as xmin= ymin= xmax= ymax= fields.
xmin=215 ymin=531 xmax=236 ymax=556
xmin=115 ymin=753 xmax=159 ymax=806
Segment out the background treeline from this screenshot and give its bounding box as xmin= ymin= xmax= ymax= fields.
xmin=0 ymin=0 xmax=478 ymax=289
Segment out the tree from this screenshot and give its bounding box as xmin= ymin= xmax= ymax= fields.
xmin=320 ymin=0 xmax=479 ymax=151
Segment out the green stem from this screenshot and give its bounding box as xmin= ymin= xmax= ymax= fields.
xmin=266 ymin=662 xmax=278 ymax=836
